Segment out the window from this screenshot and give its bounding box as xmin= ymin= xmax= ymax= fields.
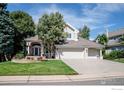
xmin=68 ymin=33 xmax=71 ymax=38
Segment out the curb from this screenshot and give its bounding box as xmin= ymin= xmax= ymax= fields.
xmin=0 ymin=74 xmax=124 ymax=84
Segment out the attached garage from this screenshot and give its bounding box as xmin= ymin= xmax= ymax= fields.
xmin=56 ymin=48 xmax=85 ymax=59
xmin=55 ymin=38 xmax=104 ymax=60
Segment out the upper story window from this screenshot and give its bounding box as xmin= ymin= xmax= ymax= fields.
xmin=67 ymin=33 xmax=71 ymax=38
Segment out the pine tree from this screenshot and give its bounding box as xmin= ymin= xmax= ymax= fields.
xmin=0 ymin=4 xmax=15 ymax=61
xmin=79 ymin=25 xmax=90 ymax=40
xmin=96 ymin=34 xmax=108 ymax=45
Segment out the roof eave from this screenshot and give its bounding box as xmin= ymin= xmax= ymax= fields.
xmin=56 ymin=45 xmax=104 ymax=49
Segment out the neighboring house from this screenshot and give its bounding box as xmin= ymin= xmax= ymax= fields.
xmin=106 ymin=28 xmax=124 ymax=53
xmin=25 ymin=23 xmax=104 ymax=59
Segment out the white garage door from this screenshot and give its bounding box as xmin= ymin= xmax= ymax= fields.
xmin=59 ymin=48 xmax=84 ymax=59
xmin=88 ymin=48 xmax=100 ymax=59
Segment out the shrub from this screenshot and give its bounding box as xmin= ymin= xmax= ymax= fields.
xmin=118 ymin=50 xmax=124 ymax=58
xmin=104 ymin=50 xmax=124 ymax=59
xmin=103 ymin=54 xmax=111 ymax=59
xmin=14 ymin=51 xmax=25 ymax=59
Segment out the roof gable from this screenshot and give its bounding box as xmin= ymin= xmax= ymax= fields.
xmin=108 ymin=28 xmax=124 ymax=38
xmin=65 ymin=23 xmax=79 ymax=33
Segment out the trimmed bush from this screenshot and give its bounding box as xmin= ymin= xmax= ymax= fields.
xmin=14 ymin=51 xmax=25 ymax=59
xmin=104 ymin=50 xmax=124 ymax=59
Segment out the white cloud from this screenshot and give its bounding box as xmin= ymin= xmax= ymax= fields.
xmin=29 ymin=4 xmax=124 ymax=32
xmin=104 ymin=23 xmax=116 ymax=28
xmin=82 ymin=4 xmax=124 ymax=18
xmin=81 ymin=4 xmax=124 ymax=28
xmin=29 ymin=4 xmax=100 ymax=29
xmin=63 ymin=4 xmax=123 ymax=30
xmin=29 ymin=4 xmax=59 ymax=24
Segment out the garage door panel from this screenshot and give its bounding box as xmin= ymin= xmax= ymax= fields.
xmin=88 ymin=49 xmax=100 ymax=59
xmin=57 ymin=48 xmax=100 ymax=59
xmin=60 ymin=48 xmax=84 ymax=59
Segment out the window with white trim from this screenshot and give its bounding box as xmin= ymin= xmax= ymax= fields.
xmin=68 ymin=33 xmax=71 ymax=38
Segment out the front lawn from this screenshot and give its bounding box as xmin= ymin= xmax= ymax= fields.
xmin=112 ymin=58 xmax=124 ymax=63
xmin=0 ymin=60 xmax=77 ymax=75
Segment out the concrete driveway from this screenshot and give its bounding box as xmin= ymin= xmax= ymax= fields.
xmin=63 ymin=59 xmax=124 ymax=75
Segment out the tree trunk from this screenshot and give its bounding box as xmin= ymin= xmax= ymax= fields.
xmin=49 ymin=43 xmax=52 ymax=58
xmin=50 ymin=43 xmax=52 ymax=58
xmin=47 ymin=42 xmax=50 ymax=58
xmin=4 ymin=54 xmax=8 ymax=61
xmin=0 ymin=54 xmax=5 ymax=62
xmin=0 ymin=54 xmax=2 ymax=62
xmin=53 ymin=43 xmax=56 ymax=58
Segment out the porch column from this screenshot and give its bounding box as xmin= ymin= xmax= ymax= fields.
xmin=27 ymin=46 xmax=30 ymax=55
xmin=40 ymin=42 xmax=43 ymax=56
xmin=26 ymin=42 xmax=31 ymax=55
xmin=100 ymin=49 xmax=103 ymax=59
xmin=84 ymin=48 xmax=88 ymax=59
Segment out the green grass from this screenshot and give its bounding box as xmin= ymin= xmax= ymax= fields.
xmin=112 ymin=58 xmax=124 ymax=63
xmin=0 ymin=60 xmax=77 ymax=76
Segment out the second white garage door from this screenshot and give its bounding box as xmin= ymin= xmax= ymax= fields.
xmin=88 ymin=48 xmax=100 ymax=59
xmin=59 ymin=48 xmax=85 ymax=59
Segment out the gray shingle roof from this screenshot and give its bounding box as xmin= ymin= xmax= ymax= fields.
xmin=107 ymin=42 xmax=124 ymax=47
xmin=25 ymin=35 xmax=42 ymax=42
xmin=108 ymin=28 xmax=124 ymax=38
xmin=107 ymin=40 xmax=124 ymax=47
xmin=56 ymin=38 xmax=104 ymax=49
xmin=25 ymin=36 xmax=104 ymax=49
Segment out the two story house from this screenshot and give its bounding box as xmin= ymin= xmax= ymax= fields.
xmin=25 ymin=23 xmax=104 ymax=60
xmin=106 ymin=28 xmax=124 ymax=53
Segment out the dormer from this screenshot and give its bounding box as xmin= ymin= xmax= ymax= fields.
xmin=64 ymin=23 xmax=79 ymax=41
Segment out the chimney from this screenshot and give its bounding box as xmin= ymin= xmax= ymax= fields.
xmin=105 ymin=28 xmax=109 ymax=38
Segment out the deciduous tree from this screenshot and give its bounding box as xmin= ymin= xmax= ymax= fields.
xmin=37 ymin=12 xmax=65 ymax=58
xmin=10 ymin=11 xmax=35 ymax=54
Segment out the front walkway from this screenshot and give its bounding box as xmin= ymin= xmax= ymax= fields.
xmin=62 ymin=59 xmax=124 ymax=75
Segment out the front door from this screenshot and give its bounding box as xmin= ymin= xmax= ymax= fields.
xmin=34 ymin=47 xmax=39 ymax=56
xmin=32 ymin=46 xmax=41 ymax=56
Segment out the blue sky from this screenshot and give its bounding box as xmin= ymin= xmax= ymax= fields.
xmin=8 ymin=3 xmax=124 ymax=40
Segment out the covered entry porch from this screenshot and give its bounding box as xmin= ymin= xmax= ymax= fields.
xmin=25 ymin=35 xmax=43 ymax=57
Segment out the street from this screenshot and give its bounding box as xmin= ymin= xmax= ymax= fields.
xmin=49 ymin=77 xmax=124 ymax=85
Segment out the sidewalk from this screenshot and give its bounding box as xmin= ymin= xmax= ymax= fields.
xmin=0 ymin=72 xmax=124 ymax=84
